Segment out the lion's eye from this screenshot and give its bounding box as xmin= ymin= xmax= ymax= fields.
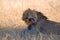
xmin=25 ymin=17 xmax=28 ymax=19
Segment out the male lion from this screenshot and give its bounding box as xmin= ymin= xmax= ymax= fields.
xmin=22 ymin=8 xmax=60 ymax=34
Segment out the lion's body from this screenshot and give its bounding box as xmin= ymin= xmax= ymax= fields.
xmin=22 ymin=8 xmax=60 ymax=35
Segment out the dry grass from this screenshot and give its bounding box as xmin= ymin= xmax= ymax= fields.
xmin=0 ymin=28 xmax=60 ymax=40
xmin=0 ymin=0 xmax=60 ymax=40
xmin=0 ymin=0 xmax=60 ymax=28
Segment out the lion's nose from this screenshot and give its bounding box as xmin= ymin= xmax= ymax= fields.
xmin=29 ymin=18 xmax=31 ymax=21
xmin=29 ymin=18 xmax=35 ymax=21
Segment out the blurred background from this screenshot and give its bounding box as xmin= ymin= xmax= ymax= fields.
xmin=0 ymin=0 xmax=60 ymax=29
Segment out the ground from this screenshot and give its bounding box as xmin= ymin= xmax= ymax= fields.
xmin=0 ymin=28 xmax=60 ymax=40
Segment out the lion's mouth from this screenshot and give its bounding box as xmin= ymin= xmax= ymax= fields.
xmin=29 ymin=18 xmax=37 ymax=24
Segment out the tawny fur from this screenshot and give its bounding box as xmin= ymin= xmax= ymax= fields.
xmin=22 ymin=8 xmax=60 ymax=35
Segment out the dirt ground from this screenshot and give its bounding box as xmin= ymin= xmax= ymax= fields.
xmin=0 ymin=0 xmax=60 ymax=29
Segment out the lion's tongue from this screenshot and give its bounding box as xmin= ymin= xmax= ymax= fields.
xmin=31 ymin=19 xmax=36 ymax=24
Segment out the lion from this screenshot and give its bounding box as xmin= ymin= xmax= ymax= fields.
xmin=22 ymin=8 xmax=60 ymax=35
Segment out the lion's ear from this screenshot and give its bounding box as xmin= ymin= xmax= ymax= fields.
xmin=22 ymin=13 xmax=26 ymax=21
xmin=22 ymin=8 xmax=31 ymax=20
xmin=36 ymin=11 xmax=47 ymax=20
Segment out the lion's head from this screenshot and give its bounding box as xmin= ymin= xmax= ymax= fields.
xmin=22 ymin=8 xmax=47 ymax=25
